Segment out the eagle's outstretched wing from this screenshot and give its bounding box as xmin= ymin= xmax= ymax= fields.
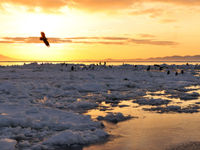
xmin=44 ymin=39 xmax=50 ymax=47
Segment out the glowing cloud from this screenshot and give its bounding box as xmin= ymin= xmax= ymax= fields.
xmin=0 ymin=36 xmax=178 ymax=46
xmin=1 ymin=0 xmax=200 ymax=12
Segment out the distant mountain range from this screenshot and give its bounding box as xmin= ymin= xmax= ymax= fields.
xmin=77 ymin=55 xmax=200 ymax=62
xmin=144 ymin=55 xmax=200 ymax=61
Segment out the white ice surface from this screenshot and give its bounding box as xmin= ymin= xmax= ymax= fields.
xmin=0 ymin=63 xmax=199 ymax=149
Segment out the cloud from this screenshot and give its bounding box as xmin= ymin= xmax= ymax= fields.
xmin=0 ymin=0 xmax=136 ymax=12
xmin=129 ymin=38 xmax=177 ymax=45
xmin=130 ymin=8 xmax=163 ymax=18
xmin=150 ymin=0 xmax=200 ymax=6
xmin=0 ymin=40 xmax=14 ymax=43
xmin=69 ymin=0 xmax=136 ymax=12
xmin=0 ymin=36 xmax=178 ymax=46
xmin=1 ymin=0 xmax=200 ymax=12
xmin=138 ymin=34 xmax=156 ymax=38
xmin=1 ymin=0 xmax=68 ymax=12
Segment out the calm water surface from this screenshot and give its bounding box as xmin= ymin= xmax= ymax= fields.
xmin=85 ymin=106 xmax=200 ymax=150
xmin=84 ymin=88 xmax=200 ymax=150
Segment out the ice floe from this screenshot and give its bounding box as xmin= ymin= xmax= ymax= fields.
xmin=144 ymin=105 xmax=200 ymax=113
xmin=43 ymin=129 xmax=108 ymax=148
xmin=97 ymin=112 xmax=133 ymax=123
xmin=133 ymin=98 xmax=171 ymax=106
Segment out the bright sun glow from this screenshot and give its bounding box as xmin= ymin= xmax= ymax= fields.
xmin=1 ymin=4 xmax=89 ymax=38
xmin=20 ymin=14 xmax=62 ymax=36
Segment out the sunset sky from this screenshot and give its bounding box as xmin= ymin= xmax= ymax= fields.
xmin=0 ymin=0 xmax=200 ymax=61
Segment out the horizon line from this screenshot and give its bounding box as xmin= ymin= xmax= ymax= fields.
xmin=0 ymin=60 xmax=200 ymax=63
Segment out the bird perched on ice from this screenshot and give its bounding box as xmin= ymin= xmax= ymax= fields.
xmin=40 ymin=32 xmax=50 ymax=47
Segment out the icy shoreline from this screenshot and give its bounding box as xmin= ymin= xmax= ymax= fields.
xmin=0 ymin=63 xmax=200 ymax=149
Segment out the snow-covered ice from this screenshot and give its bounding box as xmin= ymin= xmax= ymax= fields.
xmin=133 ymin=98 xmax=171 ymax=106
xmin=97 ymin=112 xmax=133 ymax=123
xmin=0 ymin=63 xmax=200 ymax=149
xmin=143 ymin=105 xmax=200 ymax=113
xmin=43 ymin=129 xmax=108 ymax=148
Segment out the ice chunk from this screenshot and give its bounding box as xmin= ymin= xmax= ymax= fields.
xmin=43 ymin=129 xmax=108 ymax=147
xmin=144 ymin=105 xmax=199 ymax=113
xmin=133 ymin=98 xmax=171 ymax=106
xmin=67 ymin=101 xmax=98 ymax=110
xmin=180 ymin=92 xmax=199 ymax=100
xmin=97 ymin=112 xmax=133 ymax=123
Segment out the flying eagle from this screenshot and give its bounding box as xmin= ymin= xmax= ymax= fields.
xmin=40 ymin=32 xmax=50 ymax=47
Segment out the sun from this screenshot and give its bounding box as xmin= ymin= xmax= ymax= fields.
xmin=15 ymin=10 xmax=93 ymax=38
xmin=18 ymin=13 xmax=63 ymax=37
xmin=0 ymin=4 xmax=63 ymax=37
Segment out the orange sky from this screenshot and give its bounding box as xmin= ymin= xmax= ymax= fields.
xmin=0 ymin=0 xmax=200 ymax=61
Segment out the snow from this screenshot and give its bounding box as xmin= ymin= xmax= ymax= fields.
xmin=133 ymin=98 xmax=171 ymax=106
xmin=97 ymin=112 xmax=133 ymax=123
xmin=67 ymin=101 xmax=98 ymax=111
xmin=43 ymin=129 xmax=108 ymax=147
xmin=144 ymin=105 xmax=200 ymax=113
xmin=179 ymin=92 xmax=199 ymax=100
xmin=0 ymin=63 xmax=200 ymax=149
xmin=165 ymin=90 xmax=200 ymax=100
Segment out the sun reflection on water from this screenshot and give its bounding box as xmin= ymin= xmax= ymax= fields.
xmin=84 ymin=85 xmax=200 ymax=150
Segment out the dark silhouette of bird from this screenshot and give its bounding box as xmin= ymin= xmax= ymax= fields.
xmin=71 ymin=66 xmax=74 ymax=71
xmin=40 ymin=32 xmax=50 ymax=47
xmin=181 ymin=70 xmax=184 ymax=74
xmin=147 ymin=66 xmax=150 ymax=71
